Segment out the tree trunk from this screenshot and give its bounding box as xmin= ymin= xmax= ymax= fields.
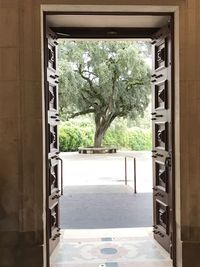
xmin=93 ymin=114 xmax=115 ymax=148
xmin=94 ymin=130 xmax=104 ymax=148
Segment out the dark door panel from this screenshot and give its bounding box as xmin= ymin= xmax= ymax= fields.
xmin=152 ymin=25 xmax=174 ymax=257
xmin=45 ymin=28 xmax=62 ymax=255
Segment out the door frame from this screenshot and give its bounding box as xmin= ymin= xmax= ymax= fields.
xmin=41 ymin=6 xmax=179 ymax=267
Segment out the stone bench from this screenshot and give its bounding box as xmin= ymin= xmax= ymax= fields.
xmin=78 ymin=147 xmax=117 ymax=154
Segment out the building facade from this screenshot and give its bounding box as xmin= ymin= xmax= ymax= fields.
xmin=0 ymin=0 xmax=200 ymax=266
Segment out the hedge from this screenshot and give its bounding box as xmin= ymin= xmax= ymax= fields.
xmin=59 ymin=122 xmax=152 ymax=151
xmin=59 ymin=122 xmax=94 ymax=151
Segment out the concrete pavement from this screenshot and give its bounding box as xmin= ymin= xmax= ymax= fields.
xmin=60 ymin=151 xmax=153 ymax=193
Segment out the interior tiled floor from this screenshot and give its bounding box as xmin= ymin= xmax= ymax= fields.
xmin=51 ymin=228 xmax=172 ymax=267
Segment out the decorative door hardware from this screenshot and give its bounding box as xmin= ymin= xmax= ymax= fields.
xmin=154 ymin=192 xmax=164 ymax=198
xmin=52 ymin=194 xmax=61 ymax=200
xmin=46 ymin=29 xmax=62 ymax=255
xmin=151 ymin=25 xmax=173 ymax=255
xmin=155 ymin=114 xmax=163 ymax=118
xmin=165 ymin=156 xmax=172 ymax=168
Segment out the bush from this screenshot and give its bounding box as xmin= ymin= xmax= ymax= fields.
xmin=103 ymin=124 xmax=129 ymax=148
xmin=103 ymin=126 xmax=151 ymax=150
xmin=59 ymin=121 xmax=152 ymax=152
xmin=127 ymin=128 xmax=152 ymax=150
xmin=59 ymin=122 xmax=94 ymax=151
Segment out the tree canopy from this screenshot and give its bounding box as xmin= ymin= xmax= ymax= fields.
xmin=58 ymin=40 xmax=151 ymax=147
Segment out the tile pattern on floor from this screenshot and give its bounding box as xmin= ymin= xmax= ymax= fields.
xmin=51 ymin=228 xmax=172 ymax=267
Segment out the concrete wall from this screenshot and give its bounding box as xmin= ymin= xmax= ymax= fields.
xmin=0 ymin=0 xmax=200 ymax=266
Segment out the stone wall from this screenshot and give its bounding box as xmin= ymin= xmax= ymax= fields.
xmin=0 ymin=0 xmax=200 ymax=266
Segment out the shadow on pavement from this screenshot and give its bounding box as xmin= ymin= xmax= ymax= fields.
xmin=60 ymin=185 xmax=153 ymax=229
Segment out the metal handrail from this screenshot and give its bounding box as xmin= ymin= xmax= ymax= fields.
xmin=125 ymin=156 xmax=137 ymax=194
xmin=57 ymin=157 xmax=63 ymax=195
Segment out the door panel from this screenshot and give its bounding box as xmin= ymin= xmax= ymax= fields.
xmin=45 ymin=28 xmax=62 ymax=255
xmin=155 ymin=161 xmax=169 ymax=193
xmin=151 ymin=25 xmax=173 ymax=255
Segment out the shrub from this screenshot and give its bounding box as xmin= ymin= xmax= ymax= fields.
xmin=59 ymin=122 xmax=94 ymax=151
xmin=59 ymin=121 xmax=152 ymax=152
xmin=127 ymin=128 xmax=152 ymax=150
xmin=103 ymin=126 xmax=151 ymax=150
xmin=103 ymin=125 xmax=129 ymax=148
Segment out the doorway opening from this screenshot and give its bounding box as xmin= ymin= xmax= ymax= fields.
xmin=43 ymin=11 xmax=175 ymax=267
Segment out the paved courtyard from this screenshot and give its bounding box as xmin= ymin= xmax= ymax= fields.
xmin=60 ymin=151 xmax=153 ymax=229
xmin=51 ymin=151 xmax=172 ymax=267
xmin=60 ymin=150 xmax=152 ymax=193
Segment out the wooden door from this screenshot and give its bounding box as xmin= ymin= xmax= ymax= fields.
xmin=45 ymin=28 xmax=62 ymax=255
xmin=151 ymin=24 xmax=174 ymax=257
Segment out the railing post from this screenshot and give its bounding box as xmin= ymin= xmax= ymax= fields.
xmin=134 ymin=157 xmax=137 ymax=194
xmin=125 ymin=157 xmax=127 ymax=185
xmin=125 ymin=156 xmax=137 ymax=192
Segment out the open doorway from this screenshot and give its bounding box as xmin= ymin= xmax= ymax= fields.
xmin=44 ymin=12 xmax=175 ymax=267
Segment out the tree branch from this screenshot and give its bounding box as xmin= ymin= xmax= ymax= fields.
xmin=81 ymin=70 xmax=98 ymax=78
xmin=122 ymin=79 xmax=144 ymax=88
xmin=77 ymin=65 xmax=107 ymax=109
xmin=105 ymin=69 xmax=118 ymax=117
xmin=68 ymin=108 xmax=95 ymax=119
xmin=77 ymin=64 xmax=94 ymax=89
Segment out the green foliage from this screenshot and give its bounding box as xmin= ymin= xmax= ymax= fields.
xmin=103 ymin=123 xmax=151 ymax=151
xmin=59 ymin=120 xmax=152 ymax=152
xmin=102 ymin=120 xmax=129 ymax=148
xmin=127 ymin=128 xmax=152 ymax=151
xmin=59 ymin=122 xmax=94 ymax=151
xmin=58 ymin=40 xmax=151 ymax=147
xmin=58 ymin=40 xmax=151 ymax=119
